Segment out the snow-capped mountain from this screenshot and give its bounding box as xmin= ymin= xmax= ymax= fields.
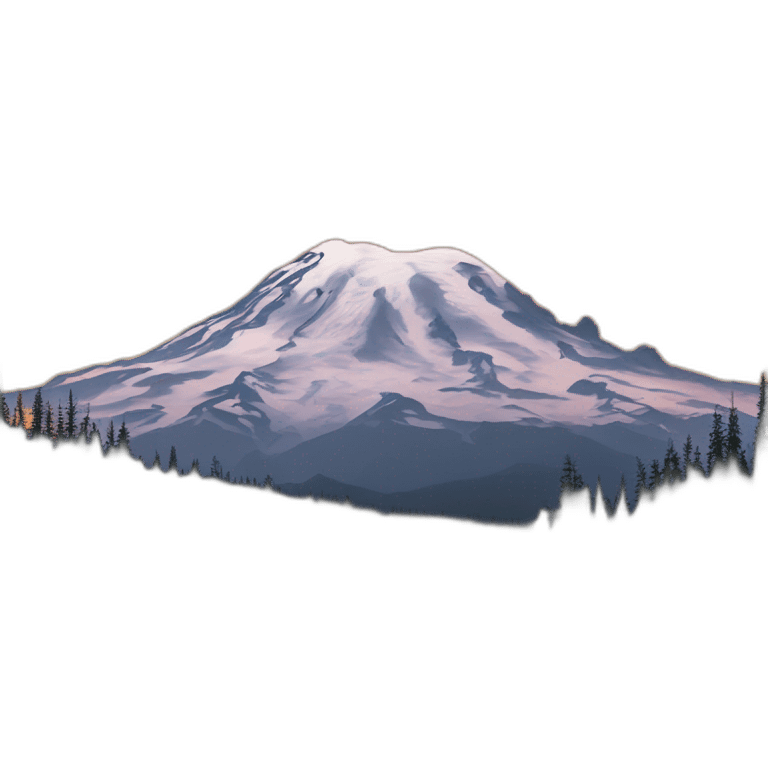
xmin=6 ymin=239 xmax=760 ymax=520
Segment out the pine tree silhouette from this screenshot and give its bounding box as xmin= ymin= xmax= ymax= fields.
xmin=725 ymin=393 xmax=743 ymax=463
xmin=210 ymin=456 xmax=222 ymax=479
xmin=634 ymin=457 xmax=648 ymax=499
xmin=78 ymin=405 xmax=92 ymax=441
xmin=31 ymin=388 xmax=44 ymax=437
xmin=752 ymin=371 xmax=768 ymax=484
xmin=692 ymin=446 xmax=703 ymax=473
xmin=190 ymin=458 xmax=200 ymax=475
xmin=0 ymin=393 xmax=9 ymax=425
xmin=649 ymin=459 xmax=662 ymax=490
xmin=682 ymin=435 xmax=693 ymax=474
xmin=15 ymin=392 xmax=26 ymax=432
xmin=106 ymin=420 xmax=116 ymax=450
xmin=152 ymin=451 xmax=161 ymax=469
xmin=44 ymin=402 xmax=53 ymax=437
xmin=116 ymin=421 xmax=130 ymax=449
xmin=56 ymin=402 xmax=64 ymax=439
xmin=663 ymin=441 xmax=682 ymax=484
xmin=707 ymin=406 xmax=725 ymax=474
xmin=168 ymin=446 xmax=178 ymax=473
xmin=559 ymin=455 xmax=584 ymax=493
xmin=65 ymin=389 xmax=77 ymax=439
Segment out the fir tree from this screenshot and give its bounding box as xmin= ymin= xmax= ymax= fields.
xmin=738 ymin=448 xmax=749 ymax=475
xmin=692 ymin=446 xmax=703 ymax=473
xmin=560 ymin=455 xmax=584 ymax=492
xmin=44 ymin=402 xmax=53 ymax=437
xmin=661 ymin=440 xmax=672 ymax=488
xmin=649 ymin=459 xmax=662 ymax=491
xmin=152 ymin=451 xmax=161 ymax=470
xmin=634 ymin=457 xmax=648 ymax=498
xmin=65 ymin=389 xmax=77 ymax=439
xmin=168 ymin=446 xmax=178 ymax=473
xmin=190 ymin=457 xmax=200 ymax=475
xmin=0 ymin=387 xmax=11 ymax=424
xmin=116 ymin=421 xmax=130 ymax=449
xmin=264 ymin=473 xmax=273 ymax=488
xmin=725 ymin=393 xmax=743 ymax=463
xmin=669 ymin=440 xmax=683 ymax=488
xmin=79 ymin=405 xmax=92 ymax=441
xmin=595 ymin=475 xmax=608 ymax=523
xmin=210 ymin=456 xmax=222 ymax=479
xmin=707 ymin=407 xmax=725 ymax=474
xmin=15 ymin=392 xmax=26 ymax=431
xmin=752 ymin=371 xmax=768 ymax=480
xmin=682 ymin=435 xmax=693 ymax=473
xmin=106 ymin=420 xmax=116 ymax=449
xmin=56 ymin=402 xmax=65 ymax=438
xmin=31 ymin=388 xmax=44 ymax=437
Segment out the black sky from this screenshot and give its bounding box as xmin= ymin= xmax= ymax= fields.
xmin=0 ymin=55 xmax=768 ymax=390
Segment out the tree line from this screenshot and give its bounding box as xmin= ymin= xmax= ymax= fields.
xmin=561 ymin=373 xmax=766 ymax=512
xmin=4 ymin=373 xmax=766 ymax=511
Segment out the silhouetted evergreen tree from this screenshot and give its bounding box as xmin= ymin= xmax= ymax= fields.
xmin=225 ymin=470 xmax=231 ymax=483
xmin=15 ymin=392 xmax=26 ymax=431
xmin=0 ymin=393 xmax=9 ymax=425
xmin=264 ymin=474 xmax=273 ymax=488
xmin=634 ymin=457 xmax=648 ymax=498
xmin=55 ymin=402 xmax=64 ymax=438
xmin=65 ymin=389 xmax=77 ymax=439
xmin=738 ymin=448 xmax=749 ymax=475
xmin=725 ymin=394 xmax=743 ymax=463
xmin=649 ymin=459 xmax=662 ymax=490
xmin=707 ymin=407 xmax=725 ymax=474
xmin=692 ymin=446 xmax=703 ymax=473
xmin=210 ymin=456 xmax=222 ymax=479
xmin=613 ymin=472 xmax=629 ymax=522
xmin=190 ymin=458 xmax=200 ymax=475
xmin=31 ymin=388 xmax=44 ymax=437
xmin=663 ymin=441 xmax=682 ymax=483
xmin=559 ymin=455 xmax=584 ymax=492
xmin=106 ymin=420 xmax=116 ymax=449
xmin=682 ymin=435 xmax=693 ymax=473
xmin=661 ymin=440 xmax=672 ymax=488
xmin=116 ymin=421 xmax=130 ymax=449
xmin=44 ymin=402 xmax=53 ymax=437
xmin=78 ymin=405 xmax=92 ymax=441
xmin=752 ymin=371 xmax=768 ymax=483
xmin=168 ymin=446 xmax=178 ymax=473
xmin=152 ymin=451 xmax=161 ymax=469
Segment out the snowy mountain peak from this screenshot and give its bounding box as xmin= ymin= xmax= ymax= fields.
xmin=10 ymin=240 xmax=759 ymax=466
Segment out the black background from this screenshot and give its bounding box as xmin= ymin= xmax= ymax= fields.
xmin=0 ymin=30 xmax=768 ymax=390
